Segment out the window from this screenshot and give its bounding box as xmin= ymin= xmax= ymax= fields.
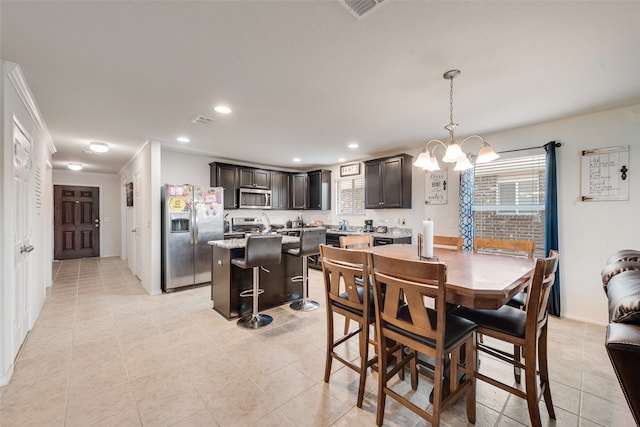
xmin=473 ymin=153 xmax=546 ymax=257
xmin=336 ymin=178 xmax=365 ymax=215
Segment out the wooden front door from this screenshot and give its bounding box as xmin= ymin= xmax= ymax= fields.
xmin=54 ymin=185 xmax=100 ymax=259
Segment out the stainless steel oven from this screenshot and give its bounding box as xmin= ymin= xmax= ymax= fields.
xmin=238 ymin=188 xmax=272 ymax=209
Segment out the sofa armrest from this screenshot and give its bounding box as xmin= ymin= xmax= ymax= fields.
xmin=606 ymin=323 xmax=640 ymax=426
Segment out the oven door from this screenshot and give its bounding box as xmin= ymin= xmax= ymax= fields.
xmin=238 ymin=188 xmax=272 ymax=209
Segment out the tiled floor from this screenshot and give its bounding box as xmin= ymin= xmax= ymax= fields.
xmin=0 ymin=257 xmax=635 ymax=426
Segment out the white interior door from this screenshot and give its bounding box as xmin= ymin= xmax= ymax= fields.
xmin=134 ymin=171 xmax=143 ymax=280
xmin=12 ymin=120 xmax=33 ymax=356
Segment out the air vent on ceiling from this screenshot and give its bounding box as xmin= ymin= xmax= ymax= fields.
xmin=339 ymin=0 xmax=385 ymax=19
xmin=191 ymin=115 xmax=214 ymax=125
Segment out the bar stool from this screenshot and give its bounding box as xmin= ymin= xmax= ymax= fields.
xmin=286 ymin=227 xmax=326 ymax=311
xmin=232 ymin=234 xmax=283 ymax=329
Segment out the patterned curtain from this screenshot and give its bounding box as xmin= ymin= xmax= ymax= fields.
xmin=545 ymin=141 xmax=561 ymax=317
xmin=459 ymin=162 xmax=475 ymax=251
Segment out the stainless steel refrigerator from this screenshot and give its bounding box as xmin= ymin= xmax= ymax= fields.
xmin=162 ymin=184 xmax=224 ymax=292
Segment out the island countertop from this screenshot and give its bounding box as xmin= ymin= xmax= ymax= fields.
xmin=208 ymin=235 xmax=299 ymax=250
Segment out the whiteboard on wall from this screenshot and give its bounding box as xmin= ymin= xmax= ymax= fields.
xmin=580 ymin=145 xmax=629 ymax=201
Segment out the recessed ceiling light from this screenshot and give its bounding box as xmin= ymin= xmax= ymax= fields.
xmin=293 ymin=158 xmax=301 ymax=162
xmin=176 ymin=136 xmax=190 ymax=143
xmin=214 ymin=105 xmax=232 ymax=114
xmin=68 ymin=163 xmax=83 ymax=171
xmin=89 ymin=142 xmax=109 ymax=153
xmin=338 ymin=158 xmax=346 ymax=162
xmin=348 ymin=143 xmax=359 ymax=149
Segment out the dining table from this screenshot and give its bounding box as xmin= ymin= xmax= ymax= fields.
xmin=369 ymin=243 xmax=536 ymax=310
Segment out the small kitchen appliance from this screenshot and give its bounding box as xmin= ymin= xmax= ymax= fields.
xmin=364 ymin=219 xmax=374 ymax=232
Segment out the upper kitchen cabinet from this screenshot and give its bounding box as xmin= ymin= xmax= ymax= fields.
xmin=239 ymin=167 xmax=270 ymax=189
xmin=364 ymin=154 xmax=412 ymax=209
xmin=290 ymin=173 xmax=307 ymax=209
xmin=210 ymin=162 xmax=239 ymax=209
xmin=270 ymin=171 xmax=290 ymax=210
xmin=307 ymin=169 xmax=331 ymax=210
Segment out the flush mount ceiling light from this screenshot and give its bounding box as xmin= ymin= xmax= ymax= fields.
xmin=89 ymin=142 xmax=109 ymax=153
xmin=413 ymin=69 xmax=499 ymax=172
xmin=176 ymin=136 xmax=190 ymax=143
xmin=214 ymin=105 xmax=231 ymax=114
xmin=347 ymin=143 xmax=359 ymax=149
xmin=68 ymin=163 xmax=83 ymax=171
xmin=293 ymin=157 xmax=301 ymax=162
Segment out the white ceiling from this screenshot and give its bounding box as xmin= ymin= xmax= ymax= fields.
xmin=2 ymin=1 xmax=640 ymax=174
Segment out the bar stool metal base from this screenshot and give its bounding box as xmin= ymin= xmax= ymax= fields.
xmin=290 ymin=298 xmax=319 ymax=311
xmin=237 ymin=313 xmax=273 ymax=329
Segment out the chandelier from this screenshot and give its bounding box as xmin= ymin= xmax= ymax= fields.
xmin=414 ymin=69 xmax=499 ymax=171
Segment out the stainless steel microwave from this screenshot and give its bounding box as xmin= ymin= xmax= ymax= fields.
xmin=238 ymin=188 xmax=272 ymax=209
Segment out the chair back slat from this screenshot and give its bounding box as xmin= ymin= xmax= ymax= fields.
xmin=474 ymin=237 xmax=534 ymax=258
xmin=433 ymin=235 xmax=462 ymax=251
xmin=339 ymin=234 xmax=373 ymax=250
xmin=320 ymin=244 xmax=369 ymax=312
xmin=369 ymin=253 xmax=447 ymax=347
xmin=525 ymin=251 xmax=559 ymax=332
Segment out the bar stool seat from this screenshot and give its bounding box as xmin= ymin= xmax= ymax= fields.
xmin=232 ymin=234 xmax=282 ymax=329
xmin=285 ymin=227 xmax=326 ymax=311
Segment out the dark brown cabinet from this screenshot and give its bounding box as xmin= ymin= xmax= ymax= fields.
xmin=290 ymin=173 xmax=307 ymax=209
xmin=210 ymin=163 xmax=239 ymax=209
xmin=239 ymin=168 xmax=270 ymax=189
xmin=364 ymin=154 xmax=412 ymax=209
xmin=270 ymin=171 xmax=290 ymax=210
xmin=307 ymin=169 xmax=331 ymax=210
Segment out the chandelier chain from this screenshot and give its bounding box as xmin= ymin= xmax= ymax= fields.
xmin=449 ymin=76 xmax=454 ymax=125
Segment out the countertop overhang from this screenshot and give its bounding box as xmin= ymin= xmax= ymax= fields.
xmin=208 ymin=235 xmax=299 ymax=249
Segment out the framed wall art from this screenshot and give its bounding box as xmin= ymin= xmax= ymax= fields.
xmin=340 ymin=163 xmax=361 ymax=177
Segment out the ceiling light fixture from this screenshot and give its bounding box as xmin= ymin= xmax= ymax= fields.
xmin=348 ymin=143 xmax=359 ymax=149
xmin=414 ymin=69 xmax=499 ymax=171
xmin=176 ymin=136 xmax=190 ymax=143
xmin=89 ymin=142 xmax=109 ymax=153
xmin=67 ymin=163 xmax=83 ymax=171
xmin=293 ymin=157 xmax=301 ymax=162
xmin=214 ymin=105 xmax=231 ymax=114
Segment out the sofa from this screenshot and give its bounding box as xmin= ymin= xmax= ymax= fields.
xmin=601 ymin=250 xmax=640 ymax=426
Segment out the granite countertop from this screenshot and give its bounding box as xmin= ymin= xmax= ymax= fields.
xmin=208 ymin=235 xmax=299 ymax=249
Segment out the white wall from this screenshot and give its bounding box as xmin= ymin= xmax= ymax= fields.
xmin=1 ymin=61 xmax=55 ymax=385
xmin=52 ymin=170 xmax=122 ymax=257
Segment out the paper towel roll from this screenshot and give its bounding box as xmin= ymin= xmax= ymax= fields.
xmin=423 ymin=219 xmax=434 ymax=258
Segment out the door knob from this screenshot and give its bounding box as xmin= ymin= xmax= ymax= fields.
xmin=20 ymin=245 xmax=34 ymax=254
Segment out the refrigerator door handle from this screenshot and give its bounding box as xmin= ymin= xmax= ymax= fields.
xmin=192 ymin=205 xmax=198 ymax=244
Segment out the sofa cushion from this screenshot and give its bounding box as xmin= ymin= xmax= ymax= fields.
xmin=607 ymin=270 xmax=640 ymax=324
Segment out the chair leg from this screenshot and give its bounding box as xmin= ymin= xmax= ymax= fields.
xmin=538 ymin=325 xmax=556 ymax=419
xmin=290 ymin=256 xmax=319 ymax=311
xmin=432 ymin=356 xmax=443 ymax=426
xmin=324 ymin=309 xmax=334 ymax=383
xmin=524 ymin=344 xmax=542 ymax=427
xmin=465 ymin=337 xmax=476 ymax=424
xmin=356 ymin=320 xmax=369 ymax=408
xmin=376 ymin=337 xmax=388 ymax=426
xmin=514 ymin=344 xmax=522 ymax=383
xmin=237 ymin=266 xmax=272 ymax=329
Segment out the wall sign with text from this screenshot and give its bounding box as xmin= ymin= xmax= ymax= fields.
xmin=425 ymin=168 xmax=448 ymax=204
xmin=340 ymin=163 xmax=361 ymax=177
xmin=580 ymin=145 xmax=629 ymax=201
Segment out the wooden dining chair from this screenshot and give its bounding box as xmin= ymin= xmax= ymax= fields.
xmin=368 ymin=252 xmax=477 ymax=426
xmin=339 ymin=234 xmax=373 ymax=250
xmin=454 ymin=250 xmax=559 ymax=427
xmin=339 ymin=234 xmax=373 ymax=334
xmin=319 ymin=244 xmax=380 ymax=408
xmin=433 ymin=235 xmax=462 ymax=251
xmin=474 ymin=237 xmax=534 ymax=309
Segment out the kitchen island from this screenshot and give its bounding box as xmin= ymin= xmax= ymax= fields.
xmin=208 ymin=236 xmax=303 ymax=320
